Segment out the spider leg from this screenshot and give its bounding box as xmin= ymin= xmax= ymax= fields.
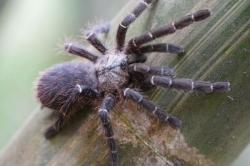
xmin=44 ymin=85 xmax=100 ymax=139
xmin=147 ymin=75 xmax=231 ymax=93
xmin=44 ymin=92 xmax=77 ymax=139
xmin=98 ymin=94 xmax=118 ymax=166
xmin=64 ymin=42 xmax=98 ymax=62
xmin=84 ymin=22 xmax=110 ymax=54
xmin=129 ymin=43 xmax=184 ymax=54
xmin=124 ymin=88 xmax=182 ymax=128
xmin=44 ymin=114 xmax=65 ymax=139
xmin=116 ymin=0 xmax=153 ymax=50
xmin=129 ymin=63 xmax=175 ymax=77
xmin=126 ymin=9 xmax=211 ymax=53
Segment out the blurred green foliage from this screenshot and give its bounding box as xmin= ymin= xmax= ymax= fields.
xmin=0 ymin=0 xmax=125 ymax=150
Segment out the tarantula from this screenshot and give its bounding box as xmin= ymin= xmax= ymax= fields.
xmin=36 ymin=0 xmax=230 ymax=165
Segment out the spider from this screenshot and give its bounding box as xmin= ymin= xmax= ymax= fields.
xmin=36 ymin=0 xmax=230 ymax=165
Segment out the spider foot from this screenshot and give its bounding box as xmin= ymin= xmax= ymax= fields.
xmin=44 ymin=126 xmax=58 ymax=139
xmin=44 ymin=115 xmax=65 ymax=139
xmin=167 ymin=115 xmax=182 ymax=129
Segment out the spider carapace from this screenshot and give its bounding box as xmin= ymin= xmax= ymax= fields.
xmin=36 ymin=0 xmax=230 ymax=165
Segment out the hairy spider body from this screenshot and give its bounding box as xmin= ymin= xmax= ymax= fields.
xmin=36 ymin=61 xmax=98 ymax=112
xmin=95 ymin=50 xmax=129 ymax=92
xmin=35 ymin=0 xmax=230 ymax=165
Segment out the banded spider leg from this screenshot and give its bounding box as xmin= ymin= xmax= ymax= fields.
xmin=116 ymin=0 xmax=153 ymax=50
xmin=129 ymin=63 xmax=230 ymax=93
xmin=126 ymin=64 xmax=230 ymax=130
xmin=123 ymin=88 xmax=182 ymax=128
xmin=147 ymin=75 xmax=230 ymax=93
xmin=125 ymin=9 xmax=211 ymax=54
xmin=64 ymin=21 xmax=110 ymax=60
xmin=44 ymin=85 xmax=100 ymax=139
xmin=98 ymin=94 xmax=118 ymax=166
xmin=133 ymin=43 xmax=185 ymax=54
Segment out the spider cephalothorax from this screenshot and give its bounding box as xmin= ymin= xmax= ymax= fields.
xmin=95 ymin=50 xmax=130 ymax=92
xmin=36 ymin=0 xmax=230 ymax=165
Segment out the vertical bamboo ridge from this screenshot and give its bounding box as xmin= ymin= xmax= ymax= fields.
xmin=0 ymin=0 xmax=249 ymax=165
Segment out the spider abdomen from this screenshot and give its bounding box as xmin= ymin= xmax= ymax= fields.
xmin=36 ymin=61 xmax=98 ymax=110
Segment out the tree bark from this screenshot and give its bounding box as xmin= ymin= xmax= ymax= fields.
xmin=1 ymin=0 xmax=250 ymax=165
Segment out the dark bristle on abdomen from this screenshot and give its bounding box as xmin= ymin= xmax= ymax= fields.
xmin=36 ymin=61 xmax=98 ymax=110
